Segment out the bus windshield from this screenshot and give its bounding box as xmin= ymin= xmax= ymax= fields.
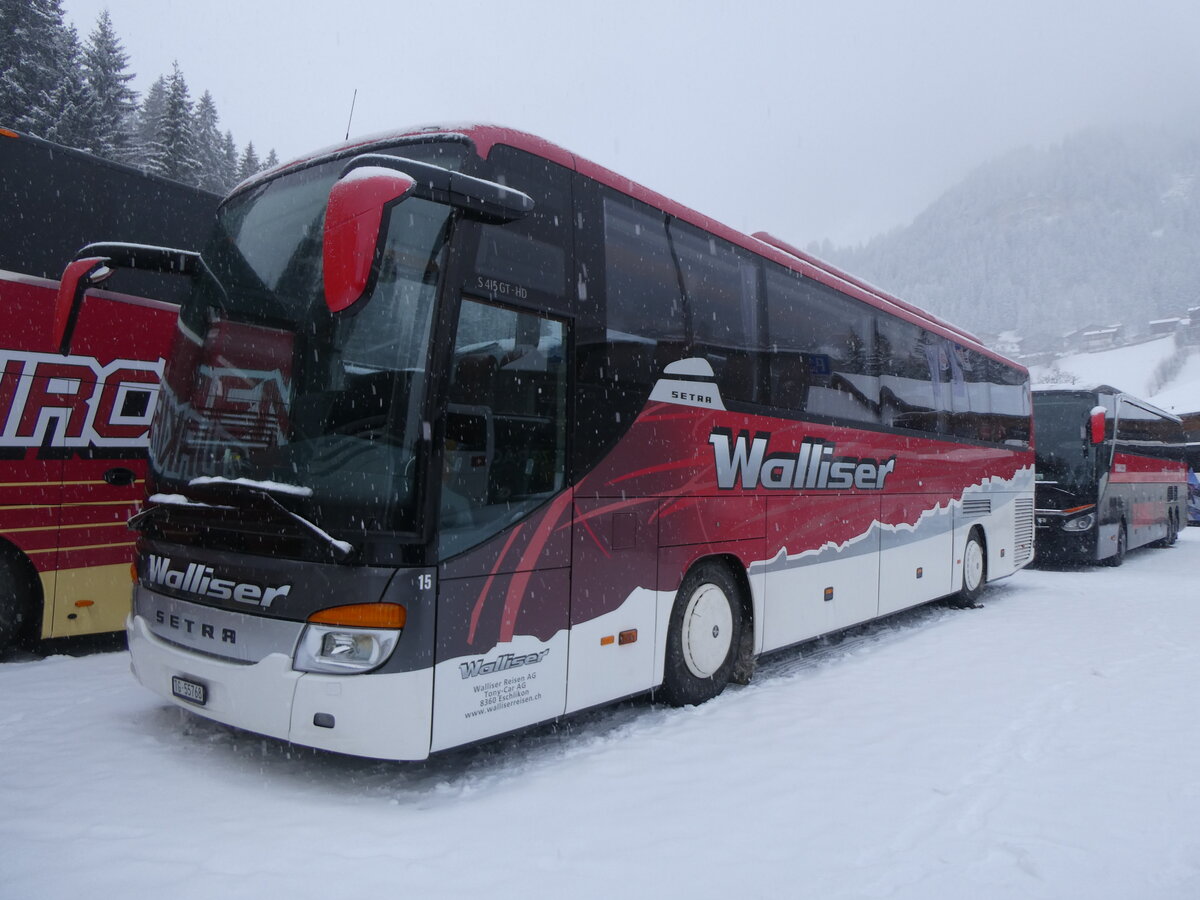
xmin=149 ymin=154 xmax=456 ymax=541
xmin=1033 ymin=394 xmax=1099 ymax=491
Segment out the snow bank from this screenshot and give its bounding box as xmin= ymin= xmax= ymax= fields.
xmin=3 ymin=534 xmax=1200 ymax=899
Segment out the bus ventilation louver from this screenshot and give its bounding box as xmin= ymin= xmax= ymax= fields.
xmin=961 ymin=498 xmax=992 ymax=518
xmin=1013 ymin=498 xmax=1035 ymax=565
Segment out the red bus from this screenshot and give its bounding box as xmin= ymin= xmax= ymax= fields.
xmin=0 ymin=128 xmax=218 ymax=650
xmin=1034 ymin=387 xmax=1187 ymax=562
xmin=58 ymin=125 xmax=1035 ymax=759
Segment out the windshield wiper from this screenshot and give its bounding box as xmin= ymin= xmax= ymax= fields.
xmin=130 ymin=479 xmax=357 ymax=562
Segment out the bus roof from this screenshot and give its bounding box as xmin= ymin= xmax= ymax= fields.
xmin=242 ymin=123 xmax=1022 ymax=371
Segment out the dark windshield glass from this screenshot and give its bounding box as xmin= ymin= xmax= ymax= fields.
xmin=150 ymin=147 xmax=462 ymax=542
xmin=1033 ymin=395 xmax=1099 ymax=490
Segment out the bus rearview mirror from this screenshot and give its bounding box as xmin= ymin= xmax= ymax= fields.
xmin=53 ymin=256 xmax=113 ymax=353
xmin=1089 ymin=407 xmax=1106 ymax=444
xmin=322 ymin=167 xmax=417 ymax=314
xmin=53 ymin=243 xmax=205 ymax=354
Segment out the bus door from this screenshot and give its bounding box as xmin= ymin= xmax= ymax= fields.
xmin=46 ymin=365 xmax=159 ymax=638
xmin=430 ymin=296 xmax=572 ymax=752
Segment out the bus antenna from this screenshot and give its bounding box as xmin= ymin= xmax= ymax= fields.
xmin=344 ymin=89 xmax=358 ymax=141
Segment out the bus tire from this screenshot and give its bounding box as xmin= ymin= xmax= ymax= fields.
xmin=1104 ymin=522 xmax=1127 ymax=567
xmin=956 ymin=527 xmax=987 ymax=605
xmin=659 ymin=561 xmax=744 ymax=707
xmin=0 ymin=550 xmax=41 ymax=653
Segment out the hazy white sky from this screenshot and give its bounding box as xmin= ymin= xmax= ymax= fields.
xmin=61 ymin=0 xmax=1200 ymax=246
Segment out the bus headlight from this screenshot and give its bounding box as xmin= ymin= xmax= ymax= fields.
xmin=293 ymin=603 xmax=405 ymax=674
xmin=1062 ymin=513 xmax=1095 ymax=532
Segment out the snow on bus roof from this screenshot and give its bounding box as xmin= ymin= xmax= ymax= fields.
xmin=235 ymin=123 xmax=1018 ymax=369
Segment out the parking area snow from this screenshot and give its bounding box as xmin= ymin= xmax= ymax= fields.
xmin=3 ymin=532 xmax=1199 ymax=900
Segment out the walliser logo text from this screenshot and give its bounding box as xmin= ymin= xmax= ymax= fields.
xmin=144 ymin=554 xmax=292 ymax=608
xmin=709 ymin=428 xmax=896 ymax=491
xmin=459 ymin=650 xmax=550 ymax=679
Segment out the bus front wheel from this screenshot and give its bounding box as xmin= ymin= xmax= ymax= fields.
xmin=659 ymin=561 xmax=744 ymax=707
xmin=0 ymin=551 xmax=40 ymax=653
xmin=1104 ymin=523 xmax=1127 ymax=567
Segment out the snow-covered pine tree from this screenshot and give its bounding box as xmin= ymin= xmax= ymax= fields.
xmin=0 ymin=0 xmax=73 ymax=135
xmin=237 ymin=141 xmax=260 ymax=182
xmin=40 ymin=22 xmax=101 ymax=151
xmin=219 ymin=130 xmax=239 ymax=191
xmin=262 ymin=148 xmax=279 ymax=171
xmin=82 ymin=9 xmax=138 ymax=163
xmin=156 ymin=62 xmax=199 ymax=184
xmin=135 ymin=75 xmax=168 ymax=175
xmin=192 ymin=90 xmax=226 ymax=192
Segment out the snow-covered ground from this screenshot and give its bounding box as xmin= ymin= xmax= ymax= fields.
xmin=3 ymin=532 xmax=1199 ymax=900
xmin=1031 ymin=334 xmax=1200 ymax=415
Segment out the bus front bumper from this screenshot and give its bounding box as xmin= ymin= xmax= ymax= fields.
xmin=127 ymin=613 xmax=434 ymax=761
xmin=1033 ymin=525 xmax=1097 ymax=563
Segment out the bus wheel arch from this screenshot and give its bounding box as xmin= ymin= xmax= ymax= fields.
xmin=658 ymin=556 xmax=751 ymax=706
xmin=0 ymin=540 xmax=44 ymax=653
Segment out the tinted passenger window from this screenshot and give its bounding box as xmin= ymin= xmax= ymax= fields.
xmin=878 ymin=317 xmax=942 ymax=433
xmin=765 ymin=265 xmax=879 ymax=424
xmin=671 ymin=221 xmax=764 ymax=404
xmin=989 ymin=359 xmax=1031 ymax=445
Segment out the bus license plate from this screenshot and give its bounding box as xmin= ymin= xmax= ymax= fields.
xmin=171 ymin=675 xmax=207 ymax=706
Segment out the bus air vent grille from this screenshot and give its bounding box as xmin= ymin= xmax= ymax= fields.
xmin=961 ymin=498 xmax=992 ymax=518
xmin=1014 ymin=498 xmax=1035 ymax=564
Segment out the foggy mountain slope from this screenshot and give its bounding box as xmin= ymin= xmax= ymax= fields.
xmin=821 ymin=123 xmax=1200 ymax=342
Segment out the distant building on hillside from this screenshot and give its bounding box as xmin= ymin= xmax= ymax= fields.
xmin=1185 ymin=308 xmax=1200 ymax=345
xmin=1077 ymin=323 xmax=1124 ymax=352
xmin=1149 ymin=317 xmax=1183 ymax=337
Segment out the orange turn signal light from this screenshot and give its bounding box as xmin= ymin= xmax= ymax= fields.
xmin=75 ymin=599 xmax=95 ymax=608
xmin=307 ymin=603 xmax=406 ymax=629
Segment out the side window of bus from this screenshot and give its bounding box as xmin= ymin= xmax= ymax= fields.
xmin=1116 ymin=401 xmax=1168 ymax=457
xmin=440 ymin=297 xmax=567 ymax=557
xmin=988 ymin=358 xmax=1031 ymax=446
xmin=764 ymin=264 xmax=879 ymax=424
xmin=669 ymin=220 xmax=765 ymax=405
xmin=878 ymin=317 xmax=942 ymax=433
xmin=599 ymin=194 xmax=687 ymax=379
xmin=470 ymin=146 xmax=572 ymax=314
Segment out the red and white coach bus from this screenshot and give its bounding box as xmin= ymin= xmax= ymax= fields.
xmin=1033 ymin=386 xmax=1186 ymax=563
xmin=57 ymin=125 xmax=1035 ymax=759
xmin=0 ymin=128 xmax=218 ymax=650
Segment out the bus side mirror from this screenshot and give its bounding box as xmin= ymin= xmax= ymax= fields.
xmin=53 ymin=243 xmax=205 ymax=354
xmin=53 ymin=256 xmax=113 ymax=353
xmin=322 ymin=167 xmax=416 ymax=314
xmin=1089 ymin=407 xmax=1107 ymax=445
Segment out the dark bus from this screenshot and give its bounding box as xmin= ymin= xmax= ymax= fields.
xmin=1034 ymin=386 xmax=1186 ymax=564
xmin=55 ymin=124 xmax=1034 ymax=760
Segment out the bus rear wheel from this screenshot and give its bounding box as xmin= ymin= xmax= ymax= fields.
xmin=956 ymin=528 xmax=987 ymax=605
xmin=659 ymin=561 xmax=744 ymax=707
